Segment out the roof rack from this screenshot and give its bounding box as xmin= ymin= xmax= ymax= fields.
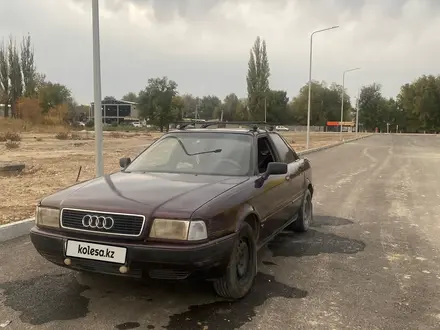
xmin=171 ymin=121 xmax=280 ymax=132
xmin=172 ymin=121 xmax=202 ymax=130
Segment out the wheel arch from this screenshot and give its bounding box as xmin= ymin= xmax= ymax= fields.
xmin=234 ymin=203 xmax=261 ymax=241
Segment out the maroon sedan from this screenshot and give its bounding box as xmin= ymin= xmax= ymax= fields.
xmin=30 ymin=123 xmax=313 ymax=299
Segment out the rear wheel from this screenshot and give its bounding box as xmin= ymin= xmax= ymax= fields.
xmin=213 ymin=222 xmax=257 ymax=299
xmin=290 ymin=189 xmax=313 ymax=232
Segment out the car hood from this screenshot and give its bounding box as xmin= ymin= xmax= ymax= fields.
xmin=41 ymin=171 xmax=249 ymax=218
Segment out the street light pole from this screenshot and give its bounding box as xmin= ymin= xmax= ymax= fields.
xmin=340 ymin=67 xmax=361 ymax=141
xmin=306 ymin=25 xmax=339 ymax=150
xmin=355 ymin=89 xmax=360 ymax=136
xmin=92 ymin=0 xmax=104 ymax=177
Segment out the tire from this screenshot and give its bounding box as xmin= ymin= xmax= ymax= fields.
xmin=213 ymin=222 xmax=257 ymax=299
xmin=291 ymin=189 xmax=313 ymax=233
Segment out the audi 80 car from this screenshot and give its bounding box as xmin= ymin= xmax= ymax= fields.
xmin=30 ymin=122 xmax=314 ymax=299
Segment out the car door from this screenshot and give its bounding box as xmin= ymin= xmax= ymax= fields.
xmin=268 ymin=133 xmax=306 ymax=215
xmin=251 ymin=135 xmax=293 ymax=243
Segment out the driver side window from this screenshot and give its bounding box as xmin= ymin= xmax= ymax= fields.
xmin=257 ymin=136 xmax=276 ymax=174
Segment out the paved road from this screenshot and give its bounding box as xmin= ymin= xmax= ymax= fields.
xmin=1 ymin=134 xmax=440 ymax=330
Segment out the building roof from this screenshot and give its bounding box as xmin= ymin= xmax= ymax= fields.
xmin=90 ymin=99 xmax=137 ymax=106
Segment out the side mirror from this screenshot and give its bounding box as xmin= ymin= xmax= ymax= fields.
xmin=119 ymin=157 xmax=131 ymax=168
xmin=265 ymin=162 xmax=288 ymax=177
xmin=255 ymin=162 xmax=288 ymax=188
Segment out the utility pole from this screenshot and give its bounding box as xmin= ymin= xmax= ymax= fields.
xmin=92 ymin=0 xmax=104 ymax=177
xmin=355 ymin=89 xmax=360 ymax=136
xmin=340 ymin=67 xmax=361 ymax=141
xmin=306 ymin=25 xmax=339 ymax=150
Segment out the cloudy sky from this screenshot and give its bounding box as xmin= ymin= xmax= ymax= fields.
xmin=1 ymin=0 xmax=439 ymax=104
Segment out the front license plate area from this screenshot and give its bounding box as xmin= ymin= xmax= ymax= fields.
xmin=65 ymin=240 xmax=127 ymax=264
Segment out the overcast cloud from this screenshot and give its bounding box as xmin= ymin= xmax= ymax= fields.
xmin=1 ymin=0 xmax=439 ymax=104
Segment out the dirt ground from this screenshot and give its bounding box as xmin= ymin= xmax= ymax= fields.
xmin=0 ymin=131 xmax=366 ymax=224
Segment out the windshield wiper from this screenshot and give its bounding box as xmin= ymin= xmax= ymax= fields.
xmin=187 ymin=148 xmax=222 ymax=156
xmin=172 ymin=136 xmax=222 ymax=156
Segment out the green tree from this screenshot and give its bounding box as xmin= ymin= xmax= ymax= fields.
xmin=8 ymin=36 xmax=22 ymax=117
xmin=265 ymin=90 xmax=289 ymax=123
xmin=21 ymin=34 xmax=37 ymax=98
xmin=397 ymin=75 xmax=440 ymax=133
xmin=247 ymin=36 xmax=270 ymax=121
xmin=137 ymin=76 xmax=178 ymax=132
xmin=38 ymin=82 xmax=72 ymax=113
xmin=199 ymin=95 xmax=221 ymax=120
xmin=181 ymin=94 xmax=199 ymax=119
xmin=235 ymin=98 xmax=249 ymax=121
xmin=171 ymin=95 xmax=185 ymax=121
xmin=217 ymin=93 xmax=240 ymax=121
xmin=290 ymin=81 xmax=351 ymax=126
xmin=358 ymin=83 xmax=389 ymax=132
xmin=0 ymin=40 xmax=9 ymax=117
xmin=122 ymin=92 xmax=138 ymax=103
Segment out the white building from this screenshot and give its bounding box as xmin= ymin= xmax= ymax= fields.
xmin=90 ymin=99 xmax=139 ymax=124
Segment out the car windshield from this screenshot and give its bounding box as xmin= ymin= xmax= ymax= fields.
xmin=125 ymin=132 xmax=253 ymax=176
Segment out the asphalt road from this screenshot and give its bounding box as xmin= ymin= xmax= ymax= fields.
xmin=1 ymin=134 xmax=440 ymax=330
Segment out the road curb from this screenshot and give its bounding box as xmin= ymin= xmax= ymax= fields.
xmin=0 ymin=133 xmax=374 ymax=243
xmin=0 ymin=218 xmax=34 ymax=243
xmin=297 ymin=133 xmax=374 ymax=156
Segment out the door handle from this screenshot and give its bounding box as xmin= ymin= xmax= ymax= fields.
xmin=285 ymin=175 xmax=291 ymax=181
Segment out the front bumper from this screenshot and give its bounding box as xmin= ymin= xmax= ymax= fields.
xmin=30 ymin=226 xmax=236 ymax=280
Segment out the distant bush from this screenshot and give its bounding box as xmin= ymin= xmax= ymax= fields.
xmin=70 ymin=132 xmax=82 ymax=140
xmin=5 ymin=132 xmax=21 ymax=141
xmin=109 ymin=131 xmax=123 ymax=138
xmin=55 ymin=132 xmax=69 ymax=140
xmin=5 ymin=141 xmax=20 ymax=149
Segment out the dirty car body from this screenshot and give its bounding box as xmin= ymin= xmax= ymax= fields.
xmin=30 ymin=125 xmax=314 ymax=299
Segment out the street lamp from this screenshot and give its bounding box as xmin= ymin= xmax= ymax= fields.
xmin=92 ymin=0 xmax=104 ymax=177
xmin=340 ymin=67 xmax=361 ymax=140
xmin=306 ymin=25 xmax=339 ymax=150
xmin=355 ymin=89 xmax=360 ymax=136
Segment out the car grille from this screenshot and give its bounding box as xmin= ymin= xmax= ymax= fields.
xmin=60 ymin=208 xmax=146 ymax=237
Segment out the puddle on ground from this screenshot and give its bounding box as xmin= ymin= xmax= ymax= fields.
xmin=164 ymin=273 xmax=307 ymax=330
xmin=268 ymin=229 xmax=366 ymax=258
xmin=0 ymin=272 xmax=89 ymax=325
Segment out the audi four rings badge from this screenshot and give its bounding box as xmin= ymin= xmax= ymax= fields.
xmin=82 ymin=215 xmax=114 ymax=230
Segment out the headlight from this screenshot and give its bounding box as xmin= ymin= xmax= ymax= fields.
xmin=35 ymin=206 xmax=60 ymax=228
xmin=149 ymin=219 xmax=207 ymax=241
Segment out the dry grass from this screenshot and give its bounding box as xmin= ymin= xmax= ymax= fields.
xmin=0 ymin=117 xmax=68 ymax=133
xmin=0 ymin=131 xmax=367 ymax=225
xmin=5 ymin=141 xmax=20 ymax=149
xmin=55 ymin=132 xmax=69 ymax=140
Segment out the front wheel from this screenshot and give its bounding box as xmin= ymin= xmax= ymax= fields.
xmin=213 ymin=222 xmax=257 ymax=299
xmin=290 ymin=189 xmax=313 ymax=232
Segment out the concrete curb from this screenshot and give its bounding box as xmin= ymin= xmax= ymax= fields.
xmin=0 ymin=133 xmax=374 ymax=243
xmin=298 ymin=133 xmax=374 ymax=156
xmin=0 ymin=218 xmax=34 ymax=243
